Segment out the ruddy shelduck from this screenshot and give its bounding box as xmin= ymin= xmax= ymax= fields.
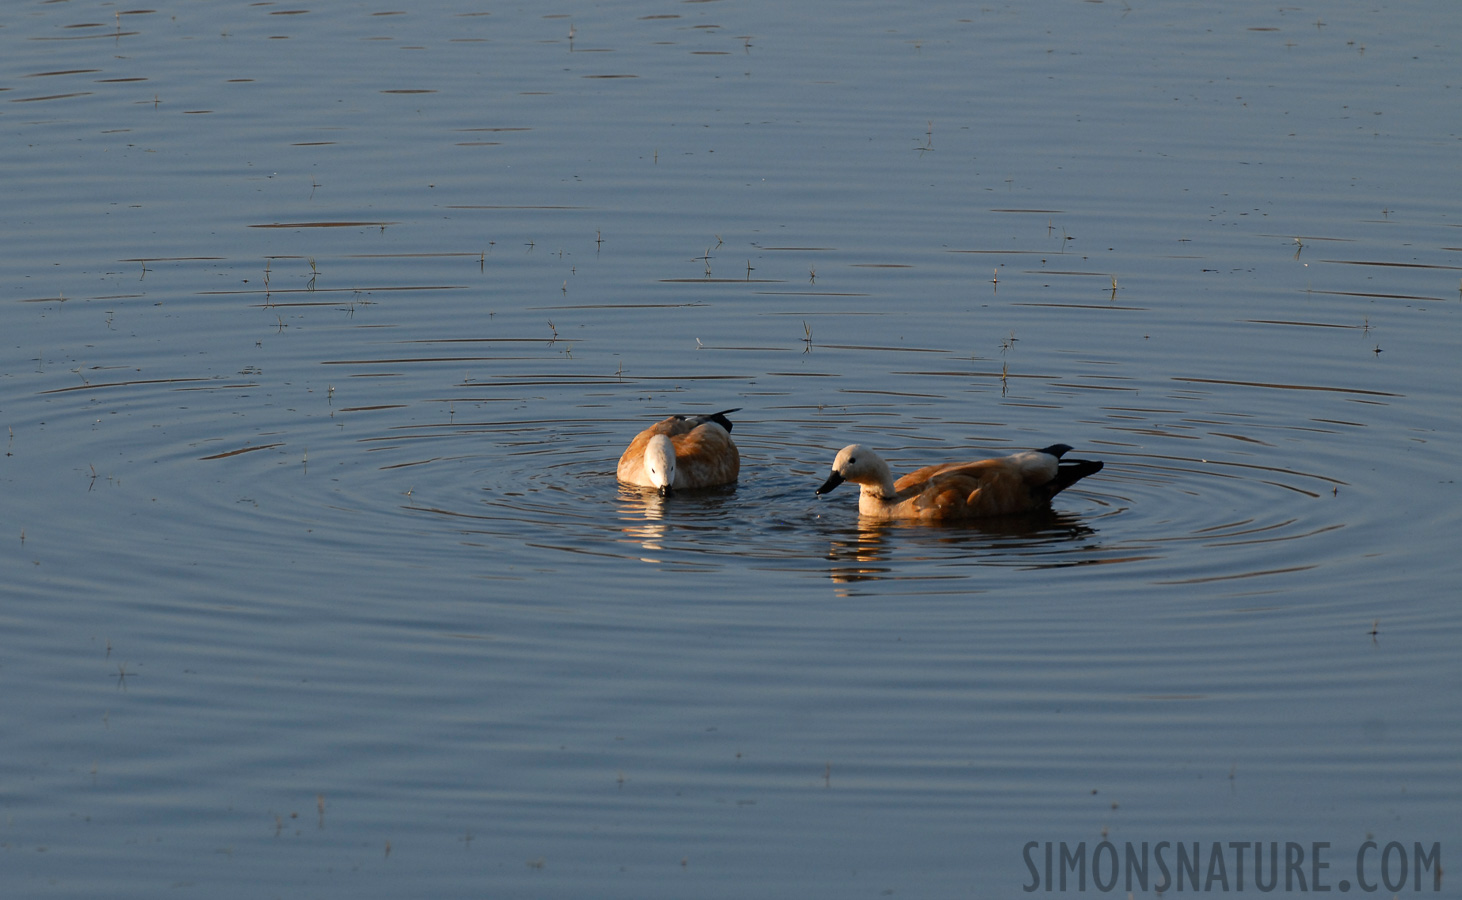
xmin=815 ymin=443 xmax=1103 ymax=521
xmin=617 ymin=408 xmax=741 ymax=493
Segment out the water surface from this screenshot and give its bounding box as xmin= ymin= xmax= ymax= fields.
xmin=2 ymin=2 xmax=1459 ymax=896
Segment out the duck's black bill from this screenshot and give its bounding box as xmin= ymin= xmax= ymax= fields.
xmin=815 ymin=472 xmax=845 ymax=495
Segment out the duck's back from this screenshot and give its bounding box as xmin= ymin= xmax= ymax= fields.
xmin=894 ymin=463 xmax=1024 ymax=519
xmin=891 ymin=453 xmax=1072 ymax=519
xmin=672 ymin=423 xmax=739 ymax=489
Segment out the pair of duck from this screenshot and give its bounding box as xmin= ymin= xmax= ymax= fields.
xmin=617 ymin=409 xmax=1104 ymax=522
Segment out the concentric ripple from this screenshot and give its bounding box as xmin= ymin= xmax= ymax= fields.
xmin=368 ymin=414 xmax=1362 ymax=588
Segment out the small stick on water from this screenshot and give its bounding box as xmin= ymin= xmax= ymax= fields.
xmin=918 ymin=119 xmax=933 ymax=154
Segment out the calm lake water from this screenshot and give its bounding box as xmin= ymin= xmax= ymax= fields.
xmin=3 ymin=1 xmax=1460 ymax=896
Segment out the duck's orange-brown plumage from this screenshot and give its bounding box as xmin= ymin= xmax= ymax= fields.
xmin=617 ymin=409 xmax=741 ymax=492
xmin=816 ymin=443 xmax=1102 ymax=521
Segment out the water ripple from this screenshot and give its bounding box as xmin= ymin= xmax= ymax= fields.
xmin=375 ymin=415 xmax=1358 ymax=589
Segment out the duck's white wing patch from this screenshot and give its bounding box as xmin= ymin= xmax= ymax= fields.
xmin=1006 ymin=449 xmax=1059 ymax=485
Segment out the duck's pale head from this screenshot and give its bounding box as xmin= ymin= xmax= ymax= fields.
xmin=643 ymin=434 xmax=677 ymax=494
xmin=817 ymin=443 xmax=888 ymax=495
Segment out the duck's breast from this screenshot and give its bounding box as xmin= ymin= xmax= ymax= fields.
xmin=616 ymin=430 xmax=654 ymax=484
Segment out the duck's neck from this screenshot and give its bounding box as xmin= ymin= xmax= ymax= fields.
xmin=857 ymin=477 xmax=900 ymax=518
xmin=859 ymin=465 xmax=899 ymax=501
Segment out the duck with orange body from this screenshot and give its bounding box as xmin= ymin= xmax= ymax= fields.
xmin=815 ymin=443 xmax=1102 ymax=521
xmin=617 ymin=408 xmax=741 ymax=494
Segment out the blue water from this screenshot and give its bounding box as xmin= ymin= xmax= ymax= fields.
xmin=2 ymin=1 xmax=1459 ymax=896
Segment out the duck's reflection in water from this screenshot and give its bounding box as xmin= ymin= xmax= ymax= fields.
xmin=826 ymin=511 xmax=1100 ymax=584
xmin=615 ymin=483 xmax=742 ymax=558
xmin=617 ymin=485 xmax=669 ymax=555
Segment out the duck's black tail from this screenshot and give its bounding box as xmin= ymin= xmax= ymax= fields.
xmin=1048 ymin=459 xmax=1104 ymax=497
xmin=700 ymin=408 xmax=742 ymax=432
